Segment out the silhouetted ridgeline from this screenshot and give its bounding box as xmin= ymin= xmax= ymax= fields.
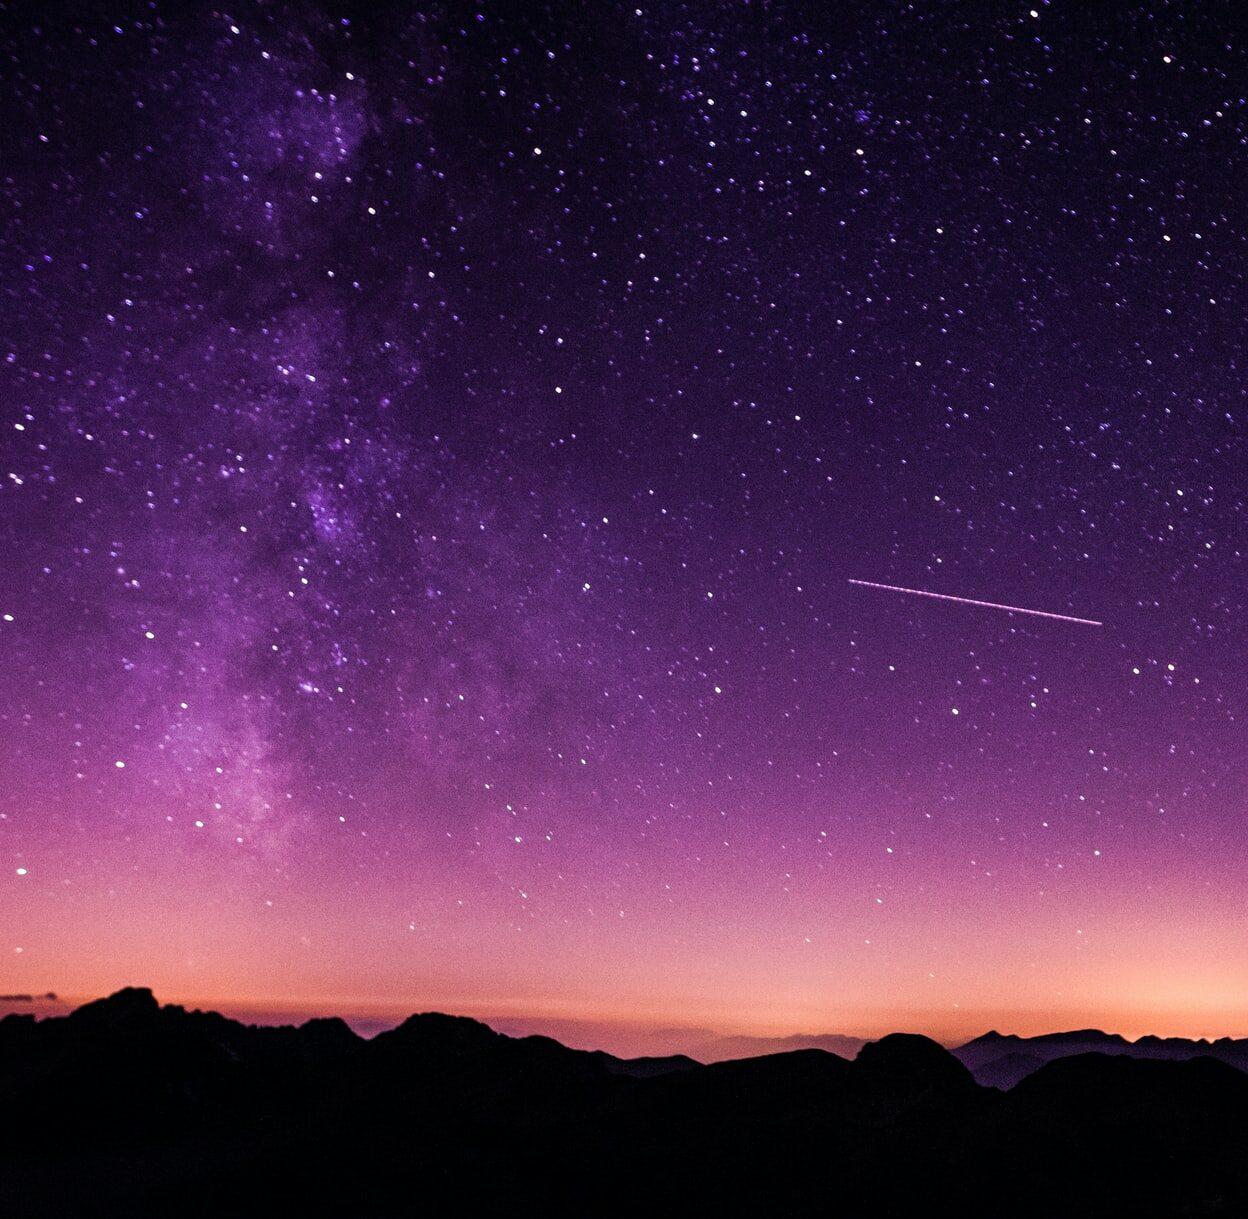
xmin=4 ymin=990 xmax=1248 ymax=1217
xmin=953 ymin=1026 xmax=1248 ymax=1089
xmin=691 ymin=1029 xmax=868 ymax=1061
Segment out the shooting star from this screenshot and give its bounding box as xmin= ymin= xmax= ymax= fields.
xmin=847 ymin=579 xmax=1102 ymax=627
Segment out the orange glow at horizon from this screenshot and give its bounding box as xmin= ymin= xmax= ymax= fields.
xmin=9 ymin=832 xmax=1248 ymax=1058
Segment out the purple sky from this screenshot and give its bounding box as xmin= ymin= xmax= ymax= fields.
xmin=3 ymin=2 xmax=1248 ymax=1051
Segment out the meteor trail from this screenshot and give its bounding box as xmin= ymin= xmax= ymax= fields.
xmin=847 ymin=579 xmax=1103 ymax=627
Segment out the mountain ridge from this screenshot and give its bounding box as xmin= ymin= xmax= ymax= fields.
xmin=952 ymin=1025 xmax=1248 ymax=1088
xmin=4 ymin=989 xmax=1248 ymax=1217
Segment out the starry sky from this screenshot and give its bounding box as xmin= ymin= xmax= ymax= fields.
xmin=3 ymin=1 xmax=1248 ymax=1052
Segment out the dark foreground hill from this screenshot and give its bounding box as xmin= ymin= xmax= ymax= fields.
xmin=4 ymin=991 xmax=1248 ymax=1217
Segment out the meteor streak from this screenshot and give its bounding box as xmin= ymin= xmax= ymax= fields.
xmin=847 ymin=579 xmax=1102 ymax=627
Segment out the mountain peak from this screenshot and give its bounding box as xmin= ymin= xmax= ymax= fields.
xmin=857 ymin=1033 xmax=974 ymax=1086
xmin=374 ymin=1010 xmax=501 ymax=1055
xmin=962 ymin=1029 xmax=1012 ymax=1046
xmin=68 ymin=987 xmax=160 ymax=1026
xmin=1032 ymin=1028 xmax=1127 ymax=1046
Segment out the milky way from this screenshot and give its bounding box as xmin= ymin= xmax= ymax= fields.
xmin=2 ymin=3 xmax=1247 ymax=1047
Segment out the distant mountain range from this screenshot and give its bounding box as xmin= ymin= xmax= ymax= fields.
xmin=693 ymin=1025 xmax=1248 ymax=1087
xmin=952 ymin=1027 xmax=1248 ymax=1089
xmin=5 ymin=989 xmax=1248 ymax=1216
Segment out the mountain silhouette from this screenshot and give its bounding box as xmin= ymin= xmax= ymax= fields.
xmin=690 ymin=1029 xmax=868 ymax=1061
xmin=954 ymin=1026 xmax=1248 ymax=1088
xmin=4 ymin=991 xmax=1248 ymax=1217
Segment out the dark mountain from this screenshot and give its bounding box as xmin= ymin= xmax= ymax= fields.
xmin=592 ymin=1050 xmax=700 ymax=1078
xmin=5 ymin=992 xmax=1248 ymax=1217
xmin=690 ymin=1030 xmax=867 ymax=1062
xmin=954 ymin=1026 xmax=1248 ymax=1087
xmin=967 ymin=1049 xmax=1048 ymax=1090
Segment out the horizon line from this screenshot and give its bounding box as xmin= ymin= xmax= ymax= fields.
xmin=10 ymin=988 xmax=1248 ymax=1049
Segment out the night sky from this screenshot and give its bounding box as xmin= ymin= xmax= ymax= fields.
xmin=3 ymin=1 xmax=1247 ymax=1051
